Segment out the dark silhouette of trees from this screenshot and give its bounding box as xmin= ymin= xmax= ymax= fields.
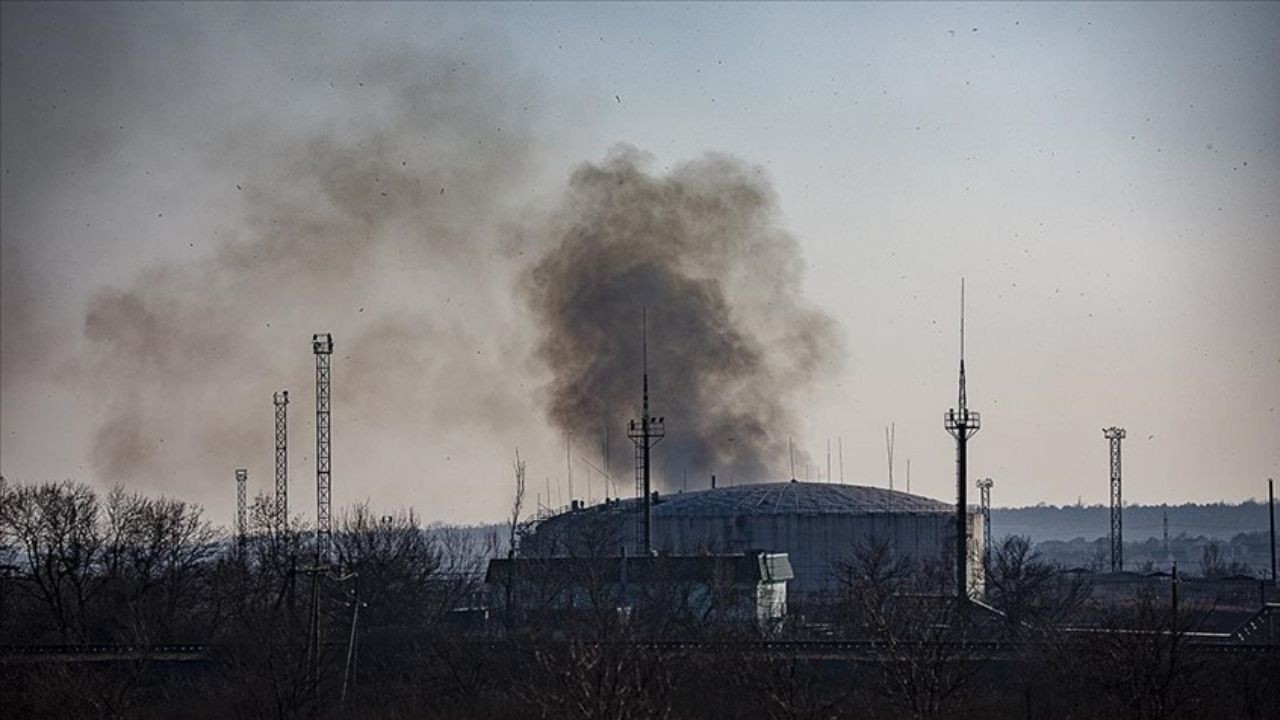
xmin=1 ymin=477 xmax=1277 ymax=719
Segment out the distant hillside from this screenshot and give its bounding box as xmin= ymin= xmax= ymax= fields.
xmin=990 ymin=500 xmax=1274 ymax=544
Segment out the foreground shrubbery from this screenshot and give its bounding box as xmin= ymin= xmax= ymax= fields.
xmin=2 ymin=478 xmax=1277 ymax=720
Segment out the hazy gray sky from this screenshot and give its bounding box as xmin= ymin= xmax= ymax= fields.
xmin=2 ymin=2 xmax=1277 ymax=527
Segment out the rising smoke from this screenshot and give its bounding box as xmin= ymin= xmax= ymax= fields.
xmin=527 ymin=147 xmax=840 ymax=489
xmin=3 ymin=5 xmax=839 ymax=515
xmin=56 ymin=17 xmax=547 ymax=506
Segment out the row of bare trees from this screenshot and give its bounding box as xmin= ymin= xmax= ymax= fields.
xmin=3 ymin=474 xmax=1278 ymax=720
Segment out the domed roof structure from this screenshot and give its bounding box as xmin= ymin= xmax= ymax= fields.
xmin=649 ymin=481 xmax=952 ymax=517
xmin=527 ymin=481 xmax=981 ymax=598
xmin=566 ymin=481 xmax=952 ymax=522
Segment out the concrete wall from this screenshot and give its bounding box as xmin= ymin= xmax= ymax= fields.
xmin=652 ymin=512 xmax=983 ymax=597
xmin=529 ymin=508 xmax=985 ymax=598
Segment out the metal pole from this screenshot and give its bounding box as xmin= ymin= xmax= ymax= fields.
xmin=1269 ymin=478 xmax=1276 ymax=585
xmin=341 ymin=575 xmax=360 ymax=704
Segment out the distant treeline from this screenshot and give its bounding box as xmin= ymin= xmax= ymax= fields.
xmin=991 ymin=500 xmax=1275 ymax=543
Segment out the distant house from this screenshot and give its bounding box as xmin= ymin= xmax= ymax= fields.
xmin=484 ymin=551 xmax=794 ymax=631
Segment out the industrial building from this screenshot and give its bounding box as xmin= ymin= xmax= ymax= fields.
xmin=522 ymin=480 xmax=985 ymax=599
xmin=485 ymin=551 xmax=794 ymax=629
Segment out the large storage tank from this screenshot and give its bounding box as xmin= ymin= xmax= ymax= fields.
xmin=524 ymin=480 xmax=985 ymax=598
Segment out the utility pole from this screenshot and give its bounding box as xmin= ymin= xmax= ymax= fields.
xmin=1269 ymin=478 xmax=1276 ymax=585
xmin=274 ymin=390 xmax=289 ymax=531
xmin=627 ymin=310 xmax=664 ymax=555
xmin=235 ymin=468 xmax=248 ymax=551
xmin=1103 ymin=426 xmax=1126 ymax=572
xmin=977 ymin=477 xmax=993 ymax=567
xmin=1163 ymin=511 xmax=1170 ymax=560
xmin=945 ymin=280 xmax=981 ymax=600
xmin=313 ymin=333 xmax=334 ymax=567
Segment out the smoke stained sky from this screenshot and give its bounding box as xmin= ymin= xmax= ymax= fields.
xmin=2 ymin=3 xmax=1278 ymax=525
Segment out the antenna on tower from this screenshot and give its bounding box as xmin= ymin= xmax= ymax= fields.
xmin=789 ymin=437 xmax=796 ymax=481
xmin=1103 ymin=426 xmax=1127 ymax=572
xmin=885 ymin=422 xmax=896 ymax=491
xmin=627 ymin=308 xmax=664 ymax=554
xmin=977 ymin=478 xmax=993 ymax=568
xmin=566 ymin=434 xmax=573 ymax=505
xmin=838 ymin=436 xmax=844 ymax=484
xmin=944 ymin=279 xmax=981 ymax=599
xmin=313 ymin=333 xmax=334 ymax=568
xmin=273 ymin=391 xmax=289 ymax=532
xmin=235 ymin=468 xmax=248 ymax=552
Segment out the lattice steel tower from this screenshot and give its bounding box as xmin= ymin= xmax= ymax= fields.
xmin=273 ymin=390 xmax=289 ymax=531
xmin=627 ymin=311 xmax=664 ymax=555
xmin=1103 ymin=426 xmax=1126 ymax=572
xmin=313 ymin=333 xmax=334 ymax=567
xmin=944 ymin=280 xmax=980 ymax=599
xmin=235 ymin=468 xmax=248 ymax=550
xmin=977 ymin=477 xmax=993 ymax=567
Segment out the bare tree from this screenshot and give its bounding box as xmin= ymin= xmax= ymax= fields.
xmin=985 ymin=535 xmax=1091 ymax=632
xmin=0 ymin=480 xmax=105 ymax=641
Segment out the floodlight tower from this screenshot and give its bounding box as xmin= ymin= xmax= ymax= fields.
xmin=273 ymin=391 xmax=289 ymax=531
xmin=313 ymin=333 xmax=334 ymax=567
xmin=235 ymin=468 xmax=248 ymax=551
xmin=627 ymin=310 xmax=665 ymax=555
xmin=1103 ymin=426 xmax=1126 ymax=572
xmin=977 ymin=477 xmax=994 ymax=567
xmin=944 ymin=280 xmax=980 ymax=599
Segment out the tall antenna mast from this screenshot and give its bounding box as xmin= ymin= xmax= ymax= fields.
xmin=313 ymin=333 xmax=334 ymax=567
xmin=1103 ymin=426 xmax=1126 ymax=572
xmin=235 ymin=468 xmax=248 ymax=552
xmin=827 ymin=439 xmax=831 ymax=484
xmin=273 ymin=391 xmax=289 ymax=532
xmin=906 ymin=458 xmax=911 ymax=494
xmin=944 ymin=279 xmax=981 ymax=599
xmin=838 ymin=437 xmax=844 ymax=484
xmin=627 ymin=308 xmax=664 ymax=554
xmin=789 ymin=437 xmax=796 ymax=481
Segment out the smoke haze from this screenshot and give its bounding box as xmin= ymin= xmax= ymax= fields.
xmin=5 ymin=3 xmax=1276 ymax=519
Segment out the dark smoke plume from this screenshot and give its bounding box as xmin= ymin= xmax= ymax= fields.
xmin=527 ymin=147 xmax=840 ymax=489
xmin=72 ymin=34 xmax=543 ymax=506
